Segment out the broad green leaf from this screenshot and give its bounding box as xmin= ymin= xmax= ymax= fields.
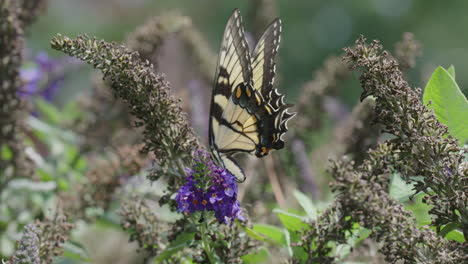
xmin=403 ymin=192 xmax=432 ymax=227
xmin=439 ymin=222 xmax=460 ymax=237
xmin=447 ymin=65 xmax=455 ymax=79
xmin=389 ymin=173 xmax=416 ymax=202
xmin=292 ymin=246 xmax=308 ymax=262
xmin=423 ymin=66 xmax=468 ymax=145
xmin=273 ymin=209 xmax=309 ymax=232
xmin=252 ymin=224 xmax=287 ymax=246
xmin=155 ymin=232 xmax=195 ymax=263
xmin=293 ymin=190 xmax=317 ymax=220
xmin=242 ymin=225 xmax=283 ymax=247
xmin=444 ymin=229 xmax=465 ymax=242
xmin=241 ymin=247 xmax=270 ymax=263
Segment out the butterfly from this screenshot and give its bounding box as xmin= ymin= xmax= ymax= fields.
xmin=209 ymin=9 xmax=295 ymax=182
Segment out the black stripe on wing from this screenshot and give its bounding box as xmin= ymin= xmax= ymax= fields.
xmin=210 ymin=9 xmax=253 ymax=149
xmin=215 ymin=8 xmax=252 ymax=96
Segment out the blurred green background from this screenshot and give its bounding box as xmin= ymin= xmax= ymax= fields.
xmin=27 ymin=0 xmax=468 ymax=107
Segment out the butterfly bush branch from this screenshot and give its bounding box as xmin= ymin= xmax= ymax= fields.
xmin=329 ymin=154 xmax=465 ymax=263
xmin=125 ymin=12 xmax=193 ymax=71
xmin=298 ymin=144 xmax=465 ymax=263
xmin=17 ymin=0 xmax=47 ymax=27
xmin=126 ymin=12 xmax=216 ymax=80
xmin=125 ymin=12 xmax=216 ymax=138
xmin=319 ymin=98 xmax=381 ymax=166
xmin=119 ymin=197 xmax=167 ymax=260
xmin=295 ymin=201 xmax=351 ymax=264
xmin=344 ymin=35 xmax=467 ymax=237
xmin=0 ymin=0 xmax=43 ymax=192
xmin=7 ymin=210 xmax=73 ymax=264
xmin=295 ymin=56 xmax=350 ymax=134
xmin=393 ymin=32 xmax=422 ymax=70
xmin=77 ymin=12 xmax=215 ymax=152
xmin=297 ymin=35 xmax=465 ymax=263
xmin=36 ymin=211 xmax=74 ymax=263
xmin=50 ymin=34 xmax=202 ymax=195
xmin=7 ymin=224 xmax=40 ymax=264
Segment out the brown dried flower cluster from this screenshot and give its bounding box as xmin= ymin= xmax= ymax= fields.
xmin=76 ymin=12 xmax=216 ymax=150
xmin=344 ymin=36 xmax=467 ymax=235
xmin=8 ymin=211 xmax=73 ymax=264
xmin=119 ymin=197 xmax=166 ymax=260
xmin=296 ymin=36 xmax=466 ymax=263
xmin=295 ymin=56 xmax=350 ymax=134
xmin=393 ymin=32 xmax=422 ymax=70
xmin=50 ymin=34 xmax=202 ymax=189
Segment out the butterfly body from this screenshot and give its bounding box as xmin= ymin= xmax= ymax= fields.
xmin=209 ymin=9 xmax=295 ymax=181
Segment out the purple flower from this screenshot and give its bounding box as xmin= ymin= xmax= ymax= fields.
xmin=175 ymin=150 xmax=245 ymax=224
xmin=18 ymin=52 xmax=64 ymax=102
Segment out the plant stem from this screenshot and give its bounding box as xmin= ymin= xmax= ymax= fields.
xmin=201 ymin=221 xmax=216 ymax=263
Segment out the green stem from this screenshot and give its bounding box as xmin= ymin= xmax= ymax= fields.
xmin=201 ymin=221 xmax=216 ymax=263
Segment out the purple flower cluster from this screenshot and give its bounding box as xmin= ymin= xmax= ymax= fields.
xmin=176 ymin=150 xmax=245 ymax=224
xmin=19 ymin=52 xmax=65 ymax=101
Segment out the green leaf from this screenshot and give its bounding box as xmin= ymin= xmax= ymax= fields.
xmin=423 ymin=66 xmax=468 ymax=145
xmin=403 ymin=192 xmax=432 ymax=227
xmin=273 ymin=209 xmax=309 ymax=232
xmin=447 ymin=65 xmax=455 ymax=79
xmin=61 ymin=241 xmax=92 ymax=262
xmin=335 ymin=244 xmax=352 ymax=260
xmin=1 ymin=145 xmax=13 ymax=160
xmin=242 ymin=225 xmax=284 ymax=247
xmin=27 ymin=116 xmax=78 ymax=144
xmin=293 ymin=190 xmax=317 ymax=220
xmin=439 ymin=222 xmax=460 ymax=237
xmin=35 ymin=98 xmax=62 ymax=125
xmin=283 ymin=228 xmax=294 ymax=257
xmin=241 ymin=247 xmax=270 ymax=263
xmin=252 ymin=224 xmax=287 ymax=246
xmin=336 ymin=226 xmax=371 ymax=260
xmin=348 ymin=227 xmax=371 ymax=247
xmin=444 ymin=229 xmax=465 ymax=242
xmin=155 ymin=232 xmax=195 ymax=263
xmin=389 ymin=173 xmax=416 ymax=202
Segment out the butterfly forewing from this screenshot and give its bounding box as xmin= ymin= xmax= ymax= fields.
xmin=209 ymin=9 xmax=295 ymax=181
xmin=210 ymin=9 xmax=258 ymax=157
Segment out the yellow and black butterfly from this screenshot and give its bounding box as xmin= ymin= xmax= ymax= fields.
xmin=209 ymin=9 xmax=295 ymax=181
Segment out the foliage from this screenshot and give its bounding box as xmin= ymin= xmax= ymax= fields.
xmin=423 ymin=66 xmax=468 ymax=145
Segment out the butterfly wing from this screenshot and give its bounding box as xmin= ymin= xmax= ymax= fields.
xmin=209 ymin=9 xmax=256 ymax=180
xmin=251 ymin=18 xmax=295 ymax=153
xmin=252 ymin=18 xmax=282 ymax=107
xmin=209 ymin=9 xmax=295 ymax=181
